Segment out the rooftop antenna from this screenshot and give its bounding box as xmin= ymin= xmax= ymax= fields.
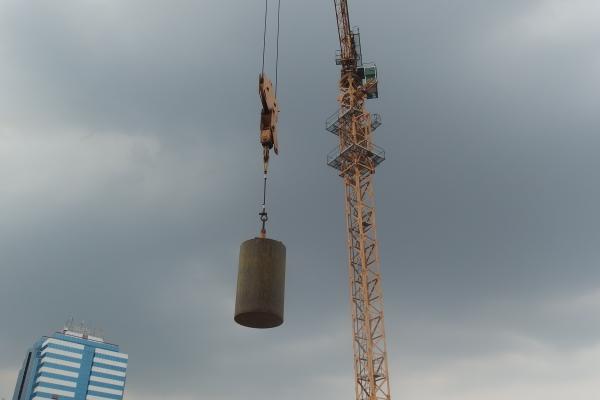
xmin=64 ymin=317 xmax=75 ymax=331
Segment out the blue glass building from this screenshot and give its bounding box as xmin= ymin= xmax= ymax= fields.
xmin=12 ymin=327 xmax=128 ymax=400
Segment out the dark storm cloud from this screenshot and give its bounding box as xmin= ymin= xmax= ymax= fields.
xmin=1 ymin=1 xmax=599 ymax=399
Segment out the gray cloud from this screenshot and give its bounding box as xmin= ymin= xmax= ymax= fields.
xmin=1 ymin=0 xmax=600 ymax=399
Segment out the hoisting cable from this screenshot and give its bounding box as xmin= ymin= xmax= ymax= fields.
xmin=258 ymin=0 xmax=282 ymax=238
xmin=261 ymin=0 xmax=268 ymax=75
xmin=259 ymin=174 xmax=268 ymax=237
xmin=275 ymin=0 xmax=281 ymax=95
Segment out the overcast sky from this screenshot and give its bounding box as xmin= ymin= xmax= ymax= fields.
xmin=1 ymin=0 xmax=600 ymax=399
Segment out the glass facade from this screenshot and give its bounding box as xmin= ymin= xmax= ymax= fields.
xmin=12 ymin=329 xmax=128 ymax=400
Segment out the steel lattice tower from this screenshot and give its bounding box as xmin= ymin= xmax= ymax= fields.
xmin=326 ymin=2 xmax=391 ymax=400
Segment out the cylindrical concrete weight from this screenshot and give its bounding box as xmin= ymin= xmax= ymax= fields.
xmin=234 ymin=237 xmax=286 ymax=328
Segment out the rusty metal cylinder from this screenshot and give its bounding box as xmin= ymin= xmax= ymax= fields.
xmin=234 ymin=237 xmax=286 ymax=328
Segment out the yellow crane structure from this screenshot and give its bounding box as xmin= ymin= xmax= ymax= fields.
xmin=325 ymin=2 xmax=391 ymax=400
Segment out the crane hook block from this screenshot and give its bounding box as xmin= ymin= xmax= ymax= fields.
xmin=235 ymin=237 xmax=286 ymax=328
xmin=259 ymin=73 xmax=279 ymax=173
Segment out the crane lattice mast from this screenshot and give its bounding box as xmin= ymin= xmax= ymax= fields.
xmin=326 ymin=2 xmax=391 ymax=400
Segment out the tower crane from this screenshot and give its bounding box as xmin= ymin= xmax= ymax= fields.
xmin=325 ymin=2 xmax=391 ymax=400
xmin=235 ymin=0 xmax=392 ymax=392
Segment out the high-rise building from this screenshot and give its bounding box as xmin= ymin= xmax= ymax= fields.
xmin=12 ymin=325 xmax=128 ymax=400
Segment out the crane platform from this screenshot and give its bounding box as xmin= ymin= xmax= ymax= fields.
xmin=326 ymin=108 xmax=382 ymax=136
xmin=326 ymin=142 xmax=385 ymax=172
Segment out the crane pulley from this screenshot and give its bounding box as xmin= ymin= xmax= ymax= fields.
xmin=259 ymin=73 xmax=279 ymax=174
